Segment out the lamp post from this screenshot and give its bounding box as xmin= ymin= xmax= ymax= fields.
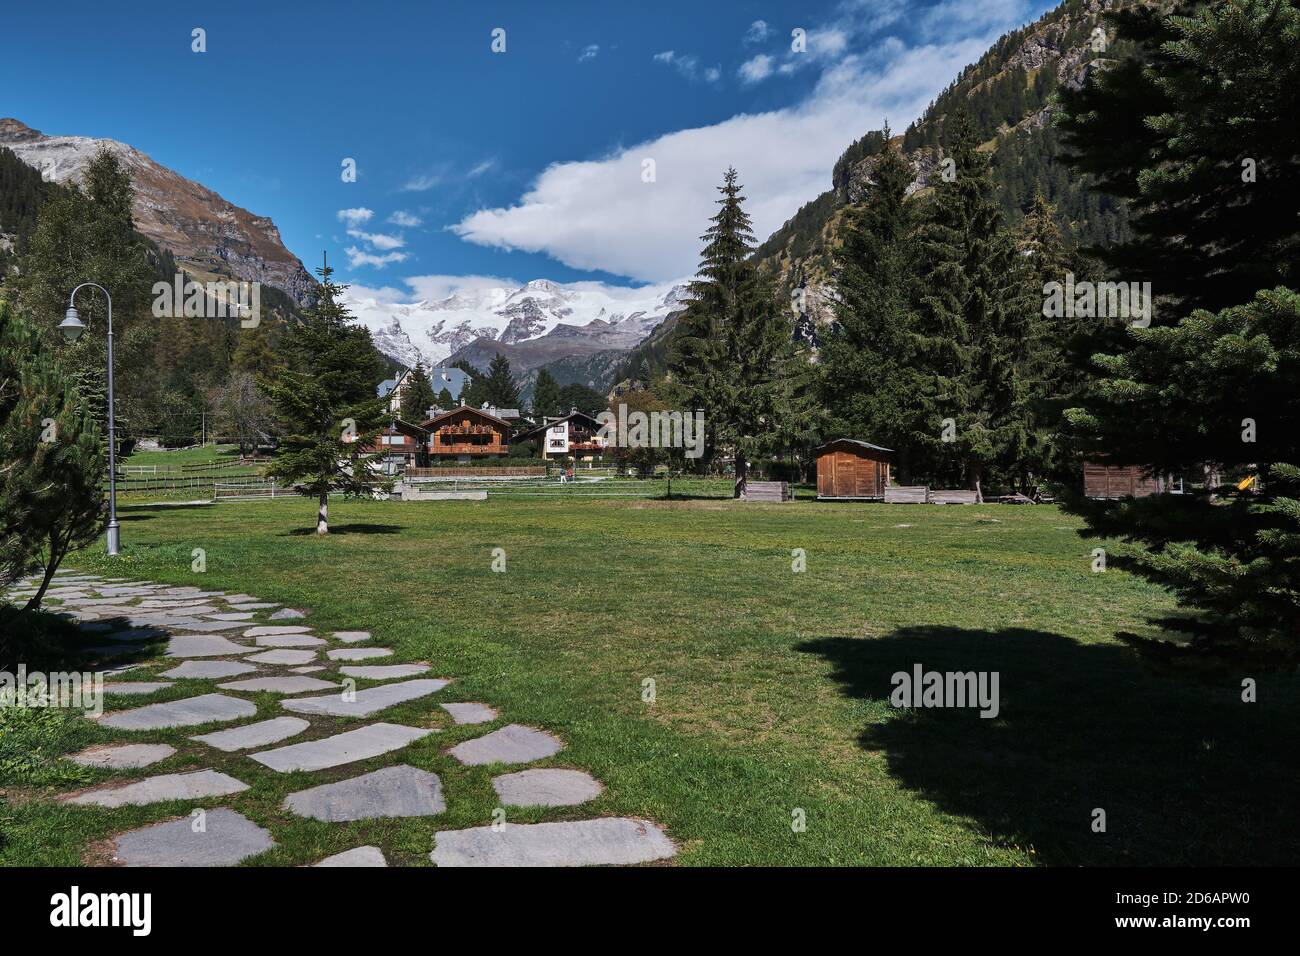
xmin=57 ymin=283 xmax=120 ymax=556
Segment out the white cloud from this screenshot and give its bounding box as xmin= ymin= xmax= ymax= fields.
xmin=336 ymin=207 xmax=373 ymax=226
xmin=347 ymin=229 xmax=405 ymax=251
xmin=468 ymin=158 xmax=496 ymax=178
xmin=653 ymin=49 xmax=721 ymax=84
xmin=744 ymin=20 xmax=772 ymax=44
xmin=578 ymin=44 xmax=599 ymax=62
xmin=345 ymin=247 xmax=408 ymax=269
xmin=453 ymin=33 xmax=998 ymax=282
xmin=401 ymin=172 xmax=443 ymax=192
xmin=387 ymin=210 xmax=422 ymax=227
xmin=738 ymin=54 xmax=774 ymax=84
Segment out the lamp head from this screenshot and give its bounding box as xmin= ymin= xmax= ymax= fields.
xmin=59 ymin=307 xmax=85 ymax=343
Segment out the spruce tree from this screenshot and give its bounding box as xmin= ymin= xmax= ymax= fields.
xmin=435 ymin=387 xmax=454 ymax=410
xmin=819 ymin=131 xmax=923 ymax=479
xmin=0 ymin=299 xmax=104 ymax=609
xmin=400 ymin=362 xmax=437 ymax=421
xmin=1063 ymin=287 xmax=1300 ymax=665
xmin=480 ymin=353 xmax=521 ymax=409
xmin=909 ymin=110 xmax=1033 ymax=495
xmin=1057 ymin=0 xmax=1300 ymax=314
xmin=671 ymin=167 xmax=796 ymax=496
xmin=532 ymin=367 xmax=563 ymax=417
xmin=263 ymin=262 xmax=390 ymax=534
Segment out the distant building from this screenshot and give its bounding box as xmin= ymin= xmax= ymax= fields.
xmin=370 ymin=418 xmax=430 ymax=474
xmin=1083 ymin=460 xmax=1184 ymax=498
xmin=378 ymin=365 xmax=472 ymax=415
xmin=514 ymin=409 xmax=607 ymax=461
xmin=815 ymin=439 xmax=894 ymax=499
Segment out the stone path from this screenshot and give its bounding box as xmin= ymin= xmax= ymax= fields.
xmin=6 ymin=567 xmax=677 ymax=867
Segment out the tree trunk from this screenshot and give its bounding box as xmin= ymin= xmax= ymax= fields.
xmin=22 ymin=532 xmax=65 ymax=612
xmin=969 ymin=462 xmax=985 ymax=503
xmin=316 ymin=492 xmax=329 ymax=534
xmin=734 ymin=452 xmax=748 ymax=499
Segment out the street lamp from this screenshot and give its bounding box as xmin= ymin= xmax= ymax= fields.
xmin=59 ymin=283 xmax=120 ymax=556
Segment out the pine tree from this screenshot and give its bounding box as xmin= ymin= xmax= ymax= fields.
xmin=1063 ymin=287 xmax=1300 ymax=665
xmin=263 ymin=261 xmax=390 ymax=534
xmin=909 ymin=110 xmax=1034 ymax=495
xmin=1057 ymin=0 xmax=1300 ymax=314
xmin=532 ymin=367 xmax=563 ymax=417
xmin=0 ymin=299 xmax=104 ymax=610
xmin=480 ymin=353 xmax=521 ymax=409
xmin=819 ymin=131 xmax=923 ymax=479
xmin=435 ymin=387 xmax=454 ymax=410
xmin=671 ymin=168 xmax=796 ymax=496
xmin=400 ymin=363 xmax=437 ymax=421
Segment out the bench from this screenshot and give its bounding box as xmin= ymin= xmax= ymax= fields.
xmin=884 ymin=485 xmax=929 ymax=503
xmin=929 ymin=489 xmax=980 ymax=504
xmin=743 ymin=480 xmax=791 ymax=502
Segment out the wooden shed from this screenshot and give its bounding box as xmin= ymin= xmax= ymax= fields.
xmin=815 ymin=439 xmax=895 ymax=499
xmin=1083 ymin=460 xmax=1182 ymax=499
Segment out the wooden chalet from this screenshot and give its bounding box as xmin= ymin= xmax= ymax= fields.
xmin=815 ymin=439 xmax=895 ymax=499
xmin=421 ymin=405 xmax=512 ymax=460
xmin=514 ymin=409 xmax=607 ymax=461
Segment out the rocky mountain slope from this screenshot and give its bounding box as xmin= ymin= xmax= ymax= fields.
xmin=343 ymin=279 xmax=690 ymax=373
xmin=0 ymin=118 xmax=314 ymax=305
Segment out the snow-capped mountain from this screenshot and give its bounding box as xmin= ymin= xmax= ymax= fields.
xmin=343 ymin=279 xmax=690 ymax=370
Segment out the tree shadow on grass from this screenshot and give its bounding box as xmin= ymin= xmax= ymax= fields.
xmin=282 ymin=523 xmax=402 ymax=536
xmin=797 ymin=626 xmax=1300 ymax=865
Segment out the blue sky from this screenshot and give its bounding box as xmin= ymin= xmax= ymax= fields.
xmin=3 ymin=0 xmax=1055 ymax=301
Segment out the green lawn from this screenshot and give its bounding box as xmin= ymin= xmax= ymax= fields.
xmin=4 ymin=496 xmax=1298 ymax=866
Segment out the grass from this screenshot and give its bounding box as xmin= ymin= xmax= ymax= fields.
xmin=2 ymin=496 xmax=1297 ymax=866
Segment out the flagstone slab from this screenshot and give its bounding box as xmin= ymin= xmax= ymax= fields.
xmin=170 ymin=620 xmax=247 ymax=632
xmin=227 ymin=602 xmax=278 ymax=610
xmin=448 ymin=724 xmax=563 ymax=766
xmin=314 ymin=846 xmax=388 ymax=867
xmin=161 ymin=660 xmax=258 ymax=679
xmin=441 ymin=702 xmax=497 ymax=725
xmin=62 ymin=769 xmax=248 ymax=807
xmin=222 ymin=594 xmax=259 ymax=604
xmin=113 ymin=809 xmax=274 ymax=867
xmin=290 ymin=665 xmax=326 ymax=674
xmin=217 ymin=676 xmax=340 ymax=694
xmin=68 ymin=743 xmax=176 ymax=770
xmin=78 ymin=622 xmax=116 ymax=634
xmin=269 ymin=608 xmax=306 ymax=620
xmin=492 ymin=768 xmax=603 ymax=807
xmin=332 ymin=631 xmax=371 ymax=643
xmin=284 ymin=765 xmax=445 ymax=822
xmin=282 ymin=679 xmax=448 ymax=718
xmin=339 ymin=664 xmax=431 ymax=680
xmin=430 ymin=818 xmax=675 ymax=867
xmin=102 ymin=682 xmax=172 ymax=695
xmin=101 ymin=627 xmax=168 ymax=643
xmin=100 ymin=693 xmax=257 ymax=731
xmin=246 ymin=649 xmax=317 ymax=666
xmin=250 ymin=722 xmax=435 ymax=772
xmin=326 ymin=647 xmax=393 ymax=661
xmin=205 ymin=612 xmax=256 ymax=621
xmin=254 ymin=633 xmax=325 ymax=648
xmin=190 ymin=716 xmax=311 ymax=752
xmin=166 ymin=635 xmax=250 ymax=658
xmin=244 ymin=625 xmax=313 ymax=637
xmin=156 ymin=589 xmax=224 ymax=598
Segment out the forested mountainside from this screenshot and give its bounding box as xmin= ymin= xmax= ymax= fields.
xmin=753 ymin=0 xmax=1145 ymax=329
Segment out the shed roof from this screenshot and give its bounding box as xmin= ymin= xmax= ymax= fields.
xmin=815 ymin=438 xmax=895 ymax=454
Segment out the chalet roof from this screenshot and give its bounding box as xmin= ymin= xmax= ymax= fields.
xmin=377 ymin=367 xmax=411 ymax=398
xmin=513 ymin=410 xmax=604 ymax=441
xmin=385 ymin=418 xmax=429 ymax=438
xmin=815 ymin=438 xmax=895 ymax=454
xmin=420 ymin=404 xmax=512 ymax=429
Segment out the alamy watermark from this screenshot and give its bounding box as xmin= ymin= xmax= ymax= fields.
xmin=1042 ymin=272 xmax=1151 ymax=328
xmin=596 ymin=404 xmax=705 ymax=459
xmin=890 ymin=664 xmax=1000 ymax=719
xmin=152 ymin=274 xmax=261 ymax=328
xmin=1 ymin=665 xmax=104 ymax=716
